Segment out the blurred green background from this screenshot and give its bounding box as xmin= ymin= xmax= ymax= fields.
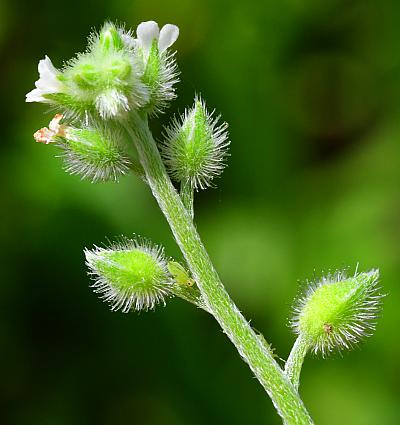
xmin=1 ymin=0 xmax=400 ymax=423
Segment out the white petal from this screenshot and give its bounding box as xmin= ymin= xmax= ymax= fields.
xmin=49 ymin=114 xmax=64 ymax=132
xmin=26 ymin=56 xmax=63 ymax=103
xmin=26 ymin=88 xmax=45 ymax=103
xmin=35 ymin=77 xmax=59 ymax=92
xmin=158 ymin=24 xmax=179 ymax=52
xmin=136 ymin=21 xmax=160 ymax=53
xmin=38 ymin=56 xmax=58 ymax=78
xmin=35 ymin=56 xmax=62 ymax=93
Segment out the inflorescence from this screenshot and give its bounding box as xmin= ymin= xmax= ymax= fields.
xmin=26 ymin=19 xmax=384 ymax=395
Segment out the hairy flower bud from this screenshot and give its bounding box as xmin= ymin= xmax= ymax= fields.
xmin=33 ymin=115 xmax=131 ymax=182
xmin=291 ymin=269 xmax=384 ymax=356
xmin=59 ymin=126 xmax=131 ymax=183
xmin=161 ymin=98 xmax=230 ymax=190
xmin=85 ymin=237 xmax=172 ymax=312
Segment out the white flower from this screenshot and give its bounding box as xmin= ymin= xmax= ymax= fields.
xmin=136 ymin=21 xmax=179 ymax=59
xmin=26 ymin=56 xmax=64 ymax=103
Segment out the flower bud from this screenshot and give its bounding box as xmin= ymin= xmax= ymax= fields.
xmin=34 ymin=115 xmax=131 ymax=182
xmin=85 ymin=237 xmax=172 ymax=312
xmin=161 ymin=98 xmax=230 ymax=190
xmin=134 ymin=21 xmax=180 ymax=114
xmin=60 ymin=125 xmax=131 ymax=182
xmin=291 ymin=269 xmax=384 ymax=356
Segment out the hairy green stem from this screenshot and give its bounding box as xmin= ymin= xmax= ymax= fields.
xmin=125 ymin=114 xmax=313 ymax=425
xmin=284 ymin=336 xmax=309 ymax=391
xmin=129 ymin=160 xmax=147 ymax=183
xmin=180 ymin=179 xmax=194 ymax=218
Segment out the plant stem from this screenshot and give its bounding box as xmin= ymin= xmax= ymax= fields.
xmin=180 ymin=179 xmax=194 ymax=218
xmin=284 ymin=336 xmax=309 ymax=391
xmin=125 ymin=114 xmax=313 ymax=425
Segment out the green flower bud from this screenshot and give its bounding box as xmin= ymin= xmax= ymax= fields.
xmin=291 ymin=269 xmax=384 ymax=356
xmin=161 ymin=98 xmax=230 ymax=190
xmin=56 ymin=121 xmax=131 ymax=183
xmin=85 ymin=237 xmax=172 ymax=312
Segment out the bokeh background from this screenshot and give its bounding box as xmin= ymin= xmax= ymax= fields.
xmin=1 ymin=0 xmax=400 ymax=423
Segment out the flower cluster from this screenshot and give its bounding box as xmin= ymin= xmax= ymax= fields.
xmin=26 ymin=21 xmax=179 ymax=119
xmin=27 ymin=20 xmax=182 ymax=184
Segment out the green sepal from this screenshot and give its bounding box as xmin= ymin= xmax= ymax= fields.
xmin=99 ymin=23 xmax=124 ymax=52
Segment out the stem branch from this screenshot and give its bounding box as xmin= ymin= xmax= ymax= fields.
xmin=284 ymin=336 xmax=309 ymax=391
xmin=180 ymin=179 xmax=194 ymax=218
xmin=125 ymin=114 xmax=313 ymax=425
